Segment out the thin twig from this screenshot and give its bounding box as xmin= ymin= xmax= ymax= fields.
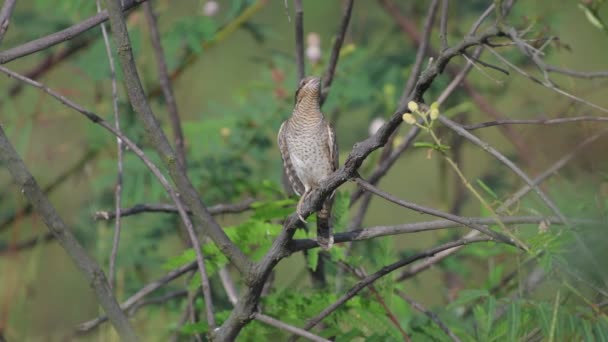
xmin=395 ymin=289 xmax=461 ymax=342
xmin=93 ymin=198 xmax=255 ymax=220
xmin=468 ymin=3 xmax=494 ymax=36
xmin=294 ymin=0 xmax=305 ymax=82
xmin=353 ymin=178 xmax=516 ymax=245
xmin=301 ymin=237 xmax=494 ymax=332
xmin=320 ymin=0 xmax=354 ymax=105
xmin=76 ymin=261 xmax=196 ymax=333
xmin=0 ymin=0 xmax=18 ymax=45
xmin=0 ymin=127 xmax=138 ymax=341
xmin=0 ymin=63 xmax=217 ymax=329
xmin=464 ymin=116 xmax=608 ymax=130
xmin=289 ymin=215 xmax=588 ymax=252
xmin=396 ymin=129 xmax=607 ymax=281
xmin=439 ymin=0 xmax=449 ymax=52
xmin=255 ymin=313 xmax=331 ymax=342
xmin=143 ymin=1 xmax=186 ymax=168
xmin=399 ymin=0 xmax=440 ymax=106
xmin=0 ymin=0 xmax=147 ymax=64
xmin=0 ymin=150 xmax=98 ymax=232
xmin=97 ymin=0 xmax=123 ymax=290
xmin=102 ymin=0 xmax=251 ymax=274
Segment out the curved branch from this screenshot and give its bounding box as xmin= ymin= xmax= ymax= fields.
xmin=464 ymin=116 xmax=608 ymax=130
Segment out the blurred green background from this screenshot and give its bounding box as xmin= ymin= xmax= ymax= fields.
xmin=1 ymin=0 xmax=608 ymax=340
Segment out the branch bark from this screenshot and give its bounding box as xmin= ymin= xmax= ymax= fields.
xmin=0 ymin=126 xmax=138 ymax=341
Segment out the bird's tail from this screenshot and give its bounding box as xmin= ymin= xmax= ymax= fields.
xmin=316 ymin=194 xmax=334 ymax=250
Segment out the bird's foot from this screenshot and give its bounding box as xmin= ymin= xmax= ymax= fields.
xmin=317 ymin=235 xmax=334 ymax=250
xmin=296 ymin=193 xmax=309 ymax=224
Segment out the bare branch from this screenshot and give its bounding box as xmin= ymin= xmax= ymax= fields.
xmin=546 ymin=65 xmax=608 ymax=79
xmin=77 ymin=261 xmax=196 ymax=333
xmin=0 ymin=0 xmax=17 ymax=45
xmin=395 ymin=289 xmax=461 ymax=342
xmin=143 ymin=1 xmax=186 ymax=168
xmin=93 ymin=198 xmax=255 ymax=220
xmin=439 ymin=0 xmax=449 ymax=52
xmin=102 ymin=0 xmax=251 ymax=273
xmin=255 ymin=313 xmax=331 ymax=342
xmin=96 ymin=0 xmax=123 ymax=289
xmin=0 ymin=62 xmax=217 ymax=328
xmin=397 ymin=129 xmax=608 ymax=281
xmin=289 ymin=215 xmax=587 ymax=253
xmin=0 ymin=150 xmax=98 ymax=232
xmin=468 ymin=3 xmax=494 ymax=36
xmin=354 ymin=178 xmax=516 ymax=245
xmin=0 ymin=127 xmax=138 ymax=341
xmin=301 ymin=237 xmax=493 ymax=332
xmin=294 ymin=0 xmax=305 ymax=82
xmin=0 ymin=0 xmax=147 ymax=64
xmin=464 ymin=116 xmax=608 ymax=130
xmin=438 ymin=115 xmax=568 ymax=223
xmin=399 ymin=0 xmax=440 ymax=105
xmin=320 ymin=0 xmax=354 ymax=105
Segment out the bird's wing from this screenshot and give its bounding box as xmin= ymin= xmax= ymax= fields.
xmin=278 ymin=121 xmax=305 ymax=196
xmin=326 ymin=121 xmax=339 ymax=172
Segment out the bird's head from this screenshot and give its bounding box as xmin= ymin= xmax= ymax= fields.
xmin=295 ymin=76 xmax=321 ymax=104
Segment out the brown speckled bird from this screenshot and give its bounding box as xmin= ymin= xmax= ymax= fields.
xmin=278 ymin=76 xmax=338 ymax=249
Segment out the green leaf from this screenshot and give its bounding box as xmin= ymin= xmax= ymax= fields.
xmin=507 ymin=300 xmax=521 ymax=341
xmin=477 ymin=179 xmax=499 ymax=199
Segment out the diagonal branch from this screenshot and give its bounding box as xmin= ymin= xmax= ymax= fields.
xmin=0 ymin=127 xmax=138 ymax=341
xmin=0 ymin=0 xmax=17 ymax=45
xmin=0 ymin=63 xmax=217 ymax=329
xmin=319 ymin=0 xmax=354 ymax=105
xmin=102 ymin=0 xmax=251 ymax=273
xmin=353 ymin=178 xmax=516 ymax=246
xmin=0 ymin=0 xmax=147 ymax=64
xmin=300 ymin=237 xmax=494 ymax=332
xmin=143 ymin=1 xmax=186 ymax=168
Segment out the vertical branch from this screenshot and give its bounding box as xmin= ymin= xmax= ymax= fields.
xmin=0 ymin=0 xmax=17 ymax=45
xmin=398 ymin=0 xmax=440 ymax=106
xmin=102 ymin=0 xmax=251 ymax=273
xmin=0 ymin=127 xmax=138 ymax=341
xmin=319 ymin=0 xmax=354 ymax=105
xmin=294 ymin=0 xmax=305 ymax=82
xmin=96 ymin=0 xmax=123 ymax=289
xmin=439 ymin=0 xmax=449 ymax=51
xmin=143 ymin=1 xmax=186 ymax=168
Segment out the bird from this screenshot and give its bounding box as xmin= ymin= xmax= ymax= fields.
xmin=277 ymin=76 xmax=338 ymax=250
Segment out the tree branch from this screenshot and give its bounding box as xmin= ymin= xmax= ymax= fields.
xmin=301 ymin=237 xmax=494 ymax=332
xmin=0 ymin=0 xmax=17 ymax=45
xmin=319 ymin=0 xmax=354 ymax=105
xmin=294 ymin=0 xmax=305 ymax=82
xmin=102 ymin=0 xmax=251 ymax=274
xmin=464 ymin=116 xmax=608 ymax=130
xmin=0 ymin=126 xmax=138 ymax=341
xmin=0 ymin=0 xmax=147 ymax=64
xmin=94 ymin=198 xmax=255 ymax=220
xmin=96 ymin=0 xmax=123 ymax=289
xmin=353 ymin=178 xmax=517 ymax=246
xmin=289 ymin=215 xmax=586 ymax=253
xmin=143 ymin=1 xmax=186 ymax=168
